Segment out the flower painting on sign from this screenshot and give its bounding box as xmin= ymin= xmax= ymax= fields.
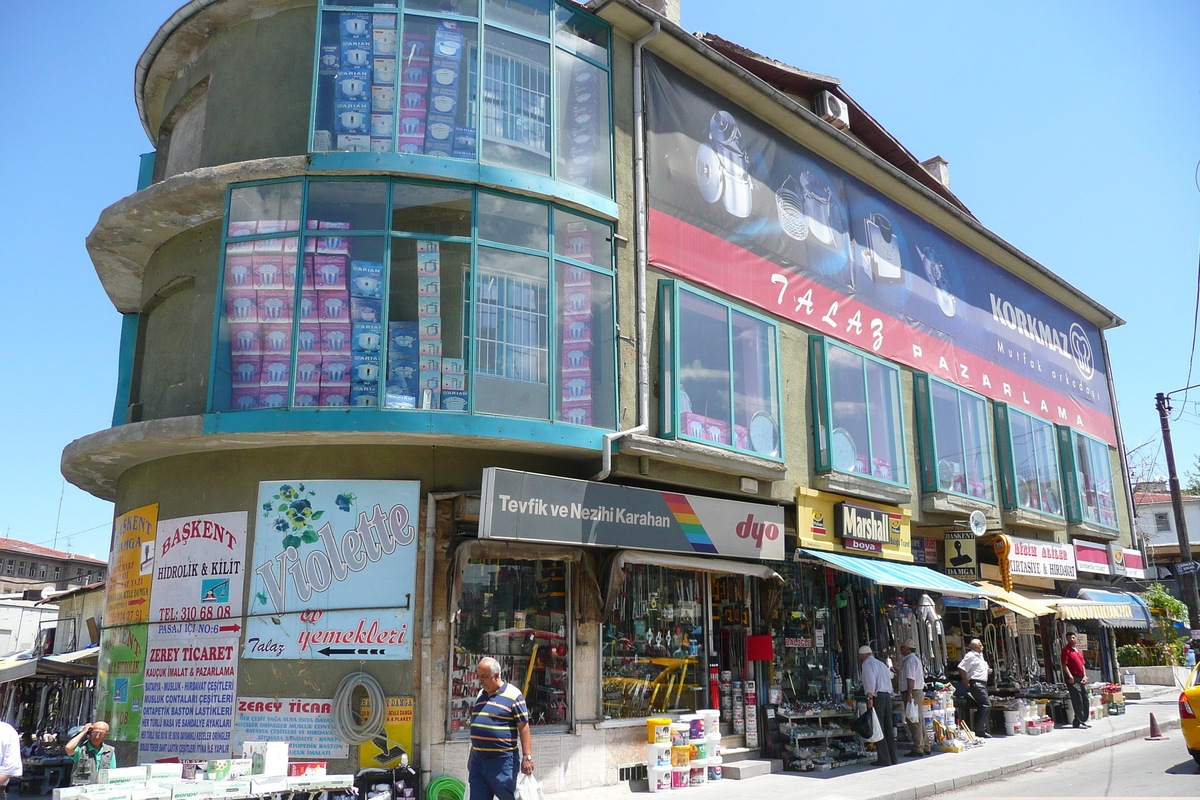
xmin=245 ymin=480 xmax=421 ymax=661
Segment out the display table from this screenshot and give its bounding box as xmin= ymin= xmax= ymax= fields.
xmin=20 ymin=756 xmax=72 ymax=795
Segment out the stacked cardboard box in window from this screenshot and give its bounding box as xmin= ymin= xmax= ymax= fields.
xmin=561 ymin=225 xmax=595 ymax=425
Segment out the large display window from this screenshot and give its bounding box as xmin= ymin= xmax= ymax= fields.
xmin=311 ymin=0 xmax=612 ymax=199
xmin=914 ymin=375 xmax=994 ymax=502
xmin=212 ymin=177 xmax=615 ymax=427
xmin=659 ymin=283 xmax=783 ymax=460
xmin=1058 ymin=427 xmax=1118 ymax=529
xmin=810 ymin=337 xmax=906 ymax=485
xmin=450 ymin=558 xmax=570 ymax=731
xmin=994 ymin=405 xmax=1064 ymax=517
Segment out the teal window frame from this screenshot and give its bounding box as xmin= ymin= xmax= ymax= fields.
xmin=994 ymin=404 xmax=1064 ymax=517
xmin=914 ymin=374 xmax=995 ymax=502
xmin=209 ymin=175 xmax=616 ymax=428
xmin=1057 ymin=426 xmax=1118 ymax=530
xmin=658 ymin=281 xmax=784 ymax=461
xmin=310 ymin=0 xmax=614 ymax=200
xmin=810 ymin=336 xmax=907 ymax=486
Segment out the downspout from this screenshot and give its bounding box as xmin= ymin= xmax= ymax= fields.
xmin=419 ymin=491 xmax=461 ymax=788
xmin=593 ymin=19 xmax=660 ymax=483
xmin=1099 ymin=331 xmax=1138 ymax=549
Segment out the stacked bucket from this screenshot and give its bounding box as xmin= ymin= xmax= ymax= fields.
xmin=646 ymin=710 xmax=723 ymax=791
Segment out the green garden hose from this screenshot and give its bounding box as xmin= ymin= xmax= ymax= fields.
xmin=426 ymin=776 xmax=466 ymax=800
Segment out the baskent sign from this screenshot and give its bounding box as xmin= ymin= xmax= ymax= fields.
xmin=834 ymin=503 xmax=891 ymax=554
xmin=1006 ymin=536 xmax=1077 ymax=580
xmin=645 ymin=55 xmax=1116 ymax=445
xmin=944 ymin=530 xmax=978 ymax=579
xmin=480 ymin=469 xmax=785 ymax=560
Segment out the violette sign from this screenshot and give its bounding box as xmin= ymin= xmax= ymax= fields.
xmin=835 ymin=502 xmax=890 ymax=554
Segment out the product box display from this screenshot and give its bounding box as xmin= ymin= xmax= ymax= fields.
xmin=252 ymin=255 xmax=288 ymax=289
xmin=418 ymin=317 xmax=441 ymax=340
xmin=340 ymin=11 xmax=371 ymax=39
xmin=313 ymin=255 xmax=349 ymax=290
xmin=225 ymin=256 xmax=254 ymax=287
xmin=350 ymin=384 xmax=379 ymax=407
xmin=321 ymin=322 xmax=352 ymax=354
xmin=388 ymin=321 xmax=418 ymax=353
xmin=440 ymin=372 xmax=465 ymax=392
xmin=353 ymin=322 xmax=383 ymax=351
xmin=260 ymin=357 xmax=290 ymax=388
xmin=297 ymin=322 xmax=321 ymax=353
xmin=373 ymin=56 xmax=396 ymax=86
xmin=352 ymin=352 xmax=382 ymax=383
xmin=336 ymin=135 xmax=372 ymax=152
xmin=341 ymin=38 xmax=372 ymax=71
xmin=319 ymin=292 xmax=350 ymax=322
xmin=98 ymin=768 xmax=151 ymax=785
xmin=372 ymin=84 xmax=395 ymax=113
xmin=401 ymin=89 xmax=427 ymax=113
xmin=321 ymin=357 xmax=351 ymax=386
xmin=248 ymin=777 xmax=288 ymax=795
xmin=262 ymin=323 xmax=292 ymax=354
xmin=287 ymin=763 xmax=327 ymax=778
xmin=417 ymin=276 xmax=440 ymax=297
xmin=227 ymin=221 xmax=257 ymax=239
xmin=295 ymin=354 xmax=323 ymax=386
xmin=298 ymin=290 xmax=320 ymax=321
xmin=320 ymin=44 xmax=340 ymax=71
xmin=251 ymin=237 xmax=284 ymax=254
xmin=351 ymin=296 xmax=382 ymax=323
xmin=315 ymin=235 xmax=352 ymax=256
xmin=372 ymin=12 xmax=396 ymax=30
xmin=226 ymin=289 xmax=259 ymax=322
xmin=452 ymin=126 xmax=477 ymax=159
xmin=260 ymin=390 xmax=287 ymax=408
xmin=419 ymin=356 xmax=442 ymax=375
xmin=334 ymin=100 xmax=370 ymax=134
xmin=441 ymin=389 xmax=468 ymax=411
xmin=399 ymin=113 xmax=426 ymax=138
xmin=371 ymin=137 xmax=392 ymax=153
xmin=231 ymin=355 xmax=261 ymax=388
xmin=373 ymin=27 xmax=397 ymax=55
xmin=561 ymin=398 xmax=592 ymax=426
xmin=229 ymin=323 xmax=260 ymax=355
xmin=385 ymin=384 xmax=417 ymax=409
xmin=418 ymin=339 xmax=442 ymax=357
xmin=335 ymin=69 xmax=371 ymax=101
xmin=230 ymin=388 xmax=259 ymax=410
xmin=256 ymin=290 xmax=292 ymax=323
xmin=294 ymin=390 xmax=318 ymax=407
xmin=370 ymin=113 xmax=394 ymax=138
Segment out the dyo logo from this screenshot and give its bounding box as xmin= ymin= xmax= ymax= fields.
xmin=736 ymin=514 xmax=780 ymax=549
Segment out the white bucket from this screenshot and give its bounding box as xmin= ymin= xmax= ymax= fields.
xmin=648 ymin=768 xmax=672 ymax=793
xmin=1003 ymin=710 xmax=1022 ymax=735
xmin=700 ymin=709 xmax=721 ymax=734
xmin=706 ymin=732 xmax=721 ymax=758
xmin=647 ymin=743 xmax=671 ymax=769
xmin=670 ymin=767 xmax=688 ymax=790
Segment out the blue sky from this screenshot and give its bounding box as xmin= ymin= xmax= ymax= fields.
xmin=0 ymin=0 xmax=1197 ymax=559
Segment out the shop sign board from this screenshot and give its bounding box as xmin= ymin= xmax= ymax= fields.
xmin=943 ymin=596 xmax=987 ymax=610
xmin=1005 ymin=535 xmax=1077 ymax=580
xmin=150 ymin=512 xmax=247 ymax=636
xmin=358 ymin=696 xmax=414 ymax=768
xmin=480 ymin=469 xmax=785 ymax=560
xmin=1073 ymin=540 xmax=1110 ymax=575
xmin=1122 ymin=549 xmax=1146 ymax=579
xmin=1178 ymin=560 xmax=1200 ymax=575
xmin=795 ymin=489 xmax=910 ymax=562
xmin=138 ymin=635 xmax=239 ymax=762
xmin=944 ymin=530 xmax=978 ymax=578
xmin=235 ymin=697 xmax=349 ymax=759
xmin=96 ymin=623 xmax=148 ymax=742
xmin=1107 ymin=543 xmax=1128 ymax=576
xmin=246 ymin=481 xmax=421 ymax=660
xmin=105 ymin=504 xmax=158 ymax=626
xmin=1016 ymin=616 xmax=1037 ymax=636
xmin=910 ymin=536 xmax=939 ymax=565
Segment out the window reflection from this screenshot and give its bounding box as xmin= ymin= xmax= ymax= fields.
xmin=826 ymin=343 xmax=905 ymax=483
xmin=1075 ymin=434 xmax=1116 ymax=528
xmin=678 ymin=292 xmax=732 ymax=445
xmin=1009 ymin=410 xmax=1062 ymax=515
xmin=482 ymin=27 xmax=551 ymax=174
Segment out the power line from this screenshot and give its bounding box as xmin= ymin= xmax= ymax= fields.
xmin=1177 ymin=234 xmax=1200 ymax=421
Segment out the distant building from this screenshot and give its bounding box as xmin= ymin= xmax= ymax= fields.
xmin=0 ymin=540 xmax=107 ymax=595
xmin=1135 ymin=490 xmax=1200 ymax=591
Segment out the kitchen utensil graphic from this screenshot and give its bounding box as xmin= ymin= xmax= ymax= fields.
xmin=774 ymin=176 xmax=809 ymax=241
xmin=864 ymin=211 xmax=903 ymax=281
xmin=695 ymin=111 xmax=753 ymax=219
xmin=799 ymin=171 xmax=836 ymax=245
xmin=918 ymin=245 xmax=957 ymax=317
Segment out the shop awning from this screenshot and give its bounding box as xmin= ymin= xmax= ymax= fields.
xmin=1074 ymin=588 xmax=1153 ymax=630
xmin=1019 ymin=592 xmax=1136 ymax=622
xmin=0 ymin=652 xmax=97 ymax=684
xmin=801 ymin=550 xmax=995 ymax=598
xmin=606 ymin=550 xmax=783 ymax=604
xmin=975 ymin=582 xmax=1057 ymax=618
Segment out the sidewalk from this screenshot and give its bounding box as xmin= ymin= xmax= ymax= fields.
xmin=549 ymin=687 xmax=1183 ymax=800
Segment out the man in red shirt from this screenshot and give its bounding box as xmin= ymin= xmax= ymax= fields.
xmin=1061 ymin=632 xmax=1090 ymax=728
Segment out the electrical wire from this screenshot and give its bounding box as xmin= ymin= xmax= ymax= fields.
xmin=1177 ymin=230 xmax=1200 ymax=420
xmin=330 ymin=671 xmax=387 ymax=744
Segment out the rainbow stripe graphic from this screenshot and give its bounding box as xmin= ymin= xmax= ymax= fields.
xmin=662 ymin=493 xmax=719 ymax=554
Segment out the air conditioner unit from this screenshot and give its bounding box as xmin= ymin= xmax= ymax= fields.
xmin=815 ymin=90 xmax=849 ymax=130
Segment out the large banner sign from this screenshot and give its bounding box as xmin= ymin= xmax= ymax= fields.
xmin=246 ymin=481 xmax=420 ymax=660
xmin=480 ymin=468 xmax=786 ymax=560
xmin=646 ymin=56 xmax=1116 ymax=444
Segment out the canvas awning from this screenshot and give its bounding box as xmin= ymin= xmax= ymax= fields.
xmin=802 ymin=550 xmax=995 ymax=598
xmin=1073 ymin=588 xmax=1153 ymax=630
xmin=975 ymin=582 xmax=1057 ymax=618
xmin=1019 ymin=592 xmax=1136 ymax=622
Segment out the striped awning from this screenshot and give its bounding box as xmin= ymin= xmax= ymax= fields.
xmin=1020 ymin=592 xmax=1135 ymax=622
xmin=1074 ymin=588 xmax=1153 ymax=629
xmin=975 ymin=582 xmax=1057 ymax=618
xmin=802 ymin=550 xmax=995 ymax=598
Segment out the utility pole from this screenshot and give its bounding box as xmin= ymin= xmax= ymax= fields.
xmin=1155 ymin=391 xmax=1200 ymax=638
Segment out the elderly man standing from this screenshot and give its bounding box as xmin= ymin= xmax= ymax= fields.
xmin=468 ymin=657 xmax=534 ymax=800
xmin=958 ymin=638 xmax=993 ymax=738
xmin=899 ymin=640 xmax=929 ymax=757
xmin=66 ymin=721 xmax=115 ymax=785
xmin=859 ymin=644 xmax=898 ymax=766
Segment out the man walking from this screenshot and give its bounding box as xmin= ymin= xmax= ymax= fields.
xmin=958 ymin=638 xmax=992 ymax=738
xmin=859 ymin=644 xmax=898 ymax=766
xmin=899 ymin=640 xmax=929 ymax=757
xmin=66 ymin=721 xmax=115 ymax=785
xmin=1061 ymin=631 xmax=1090 ymax=728
xmin=468 ymin=657 xmax=534 ymax=800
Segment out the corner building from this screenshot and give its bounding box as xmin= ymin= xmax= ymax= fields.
xmin=68 ymin=0 xmax=1138 ymax=788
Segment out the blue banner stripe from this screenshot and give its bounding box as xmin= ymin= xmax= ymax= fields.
xmin=801 ymin=549 xmax=995 ymax=598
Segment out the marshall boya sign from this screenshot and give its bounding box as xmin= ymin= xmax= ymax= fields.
xmin=834 ymin=502 xmax=892 ymax=554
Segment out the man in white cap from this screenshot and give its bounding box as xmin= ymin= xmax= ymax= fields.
xmin=859 ymin=644 xmax=898 ymax=766
xmin=899 ymin=640 xmax=929 ymax=757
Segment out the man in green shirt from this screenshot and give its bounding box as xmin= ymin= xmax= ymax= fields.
xmin=65 ymin=722 xmax=116 ymax=785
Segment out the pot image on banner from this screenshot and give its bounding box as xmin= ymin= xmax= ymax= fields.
xmin=245 ymin=481 xmax=420 ymax=660
xmin=644 ymin=54 xmax=1116 ymax=445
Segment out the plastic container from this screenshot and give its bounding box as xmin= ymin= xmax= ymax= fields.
xmin=686 ymin=714 xmax=705 ymax=740
xmin=647 ymin=718 xmax=672 ymax=744
xmin=700 ymin=709 xmax=721 ymax=734
xmin=647 ymin=743 xmax=672 ymax=769
xmin=670 ymin=767 xmax=688 ymax=789
xmin=670 ymin=746 xmax=691 ymax=767
xmin=690 ymin=740 xmax=707 ymax=762
xmin=1003 ymin=710 xmax=1022 ymax=736
xmin=707 ymin=758 xmax=723 ymax=782
xmin=670 ymin=723 xmax=691 ymax=747
xmin=706 ymin=732 xmax=721 ymax=759
xmin=689 ymin=767 xmax=706 ymax=787
xmin=648 ymin=767 xmax=672 ymax=793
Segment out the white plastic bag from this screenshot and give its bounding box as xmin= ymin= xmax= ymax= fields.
xmin=904 ymin=700 xmax=920 ymax=723
xmin=516 ymin=772 xmax=546 ymax=800
xmin=866 ymin=708 xmax=884 ymax=743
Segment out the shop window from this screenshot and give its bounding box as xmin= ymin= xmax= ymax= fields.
xmin=214 ymin=178 xmax=615 ymax=426
xmin=602 ymin=565 xmax=705 ymax=719
xmin=1058 ymin=428 xmax=1118 ymax=529
xmin=811 ymin=337 xmax=906 ymax=485
xmin=451 ymin=559 xmax=569 ymax=731
xmin=914 ymin=375 xmax=994 ymax=502
xmin=995 ymin=405 xmax=1063 ymax=516
xmin=311 ymin=2 xmax=612 ymax=199
xmin=659 ymin=283 xmax=783 ymax=459
xmin=769 ymin=562 xmax=834 ymax=704
xmin=1155 ymin=512 xmax=1171 ymax=533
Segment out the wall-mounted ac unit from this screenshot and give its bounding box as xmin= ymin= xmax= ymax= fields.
xmin=815 ymin=90 xmax=850 ymax=130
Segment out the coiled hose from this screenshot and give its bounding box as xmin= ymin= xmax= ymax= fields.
xmin=425 ymin=777 xmax=466 ymax=800
xmin=330 ymin=671 xmax=387 ymax=744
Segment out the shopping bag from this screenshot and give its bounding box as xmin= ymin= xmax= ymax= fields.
xmin=867 ymin=708 xmax=884 ymax=743
xmin=516 ymin=773 xmax=546 ymax=800
xmin=852 ymin=709 xmax=874 ymax=738
xmin=904 ymin=700 xmax=920 ymax=723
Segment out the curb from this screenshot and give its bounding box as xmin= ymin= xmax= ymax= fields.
xmin=865 ymin=718 xmax=1184 ymax=800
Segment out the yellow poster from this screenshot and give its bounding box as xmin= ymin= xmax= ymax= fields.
xmin=359 ymin=696 xmax=415 ymax=768
xmin=106 ymin=504 xmax=159 ymax=626
xmin=795 ymin=488 xmax=912 ymax=562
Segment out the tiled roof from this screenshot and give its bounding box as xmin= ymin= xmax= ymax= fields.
xmin=0 ymin=539 xmax=106 ymax=566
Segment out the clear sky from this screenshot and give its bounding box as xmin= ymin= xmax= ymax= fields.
xmin=0 ymin=0 xmax=1197 ymax=560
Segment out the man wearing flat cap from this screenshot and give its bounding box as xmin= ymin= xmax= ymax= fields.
xmin=859 ymin=644 xmax=898 ymax=766
xmin=899 ymin=640 xmax=929 ymax=757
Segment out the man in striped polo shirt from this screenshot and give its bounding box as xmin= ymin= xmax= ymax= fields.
xmin=468 ymin=657 xmax=534 ymax=800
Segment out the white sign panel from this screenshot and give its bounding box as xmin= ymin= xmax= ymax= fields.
xmin=234 ymin=698 xmax=349 ymax=759
xmin=139 ymin=637 xmax=239 ymax=762
xmin=1007 ymin=536 xmax=1077 ymax=581
xmin=150 ymin=512 xmax=248 ymax=638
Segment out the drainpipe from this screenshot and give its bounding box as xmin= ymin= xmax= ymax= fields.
xmin=419 ymin=491 xmax=461 ymax=788
xmin=593 ymin=20 xmax=660 ymax=483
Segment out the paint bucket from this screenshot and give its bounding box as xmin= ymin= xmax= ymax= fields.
xmin=686 ymin=714 xmax=705 ymax=740
xmin=648 ymin=767 xmax=672 ymax=793
xmin=647 ymin=743 xmax=671 ymax=768
xmin=689 ymin=767 xmax=706 ymax=787
xmin=700 ymin=709 xmax=721 ymax=735
xmin=670 ymin=768 xmax=688 ymax=790
xmin=670 ymin=746 xmax=691 ymax=768
xmin=707 ymin=761 xmax=722 ymax=782
xmin=1003 ymin=710 xmax=1022 ymax=736
xmin=647 ymin=718 xmax=672 ymax=744
xmin=670 ymin=723 xmax=690 ymax=747
xmin=689 ymin=740 xmax=707 ymax=762
xmin=706 ymin=732 xmax=721 ymax=758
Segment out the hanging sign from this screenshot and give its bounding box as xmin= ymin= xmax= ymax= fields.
xmin=1107 ymin=543 xmax=1128 ymax=577
xmin=105 ymin=504 xmax=158 ymax=626
xmin=1073 ymin=540 xmax=1110 ymax=575
xmin=1122 ymin=549 xmax=1146 ymax=579
xmin=150 ymin=512 xmax=247 ymax=634
xmin=944 ymin=530 xmax=978 ymax=578
xmin=1004 ymin=535 xmax=1077 ymax=580
xmin=138 ymin=637 xmax=239 ymax=762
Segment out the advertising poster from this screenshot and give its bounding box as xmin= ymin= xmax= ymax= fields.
xmin=234 ymin=698 xmax=349 ymax=759
xmin=481 ymin=469 xmax=786 ymax=560
xmin=95 ymin=624 xmax=148 ymax=742
xmin=138 ymin=637 xmax=238 ymax=762
xmin=149 ymin=512 xmax=247 ymax=635
xmin=944 ymin=531 xmax=978 ymax=579
xmin=358 ymin=696 xmax=414 ymax=769
xmin=245 ymin=481 xmax=421 ymax=660
xmin=645 ymin=55 xmax=1117 ymax=446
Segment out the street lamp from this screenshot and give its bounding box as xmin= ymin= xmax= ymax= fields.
xmin=1155 ymin=388 xmax=1200 ymax=638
